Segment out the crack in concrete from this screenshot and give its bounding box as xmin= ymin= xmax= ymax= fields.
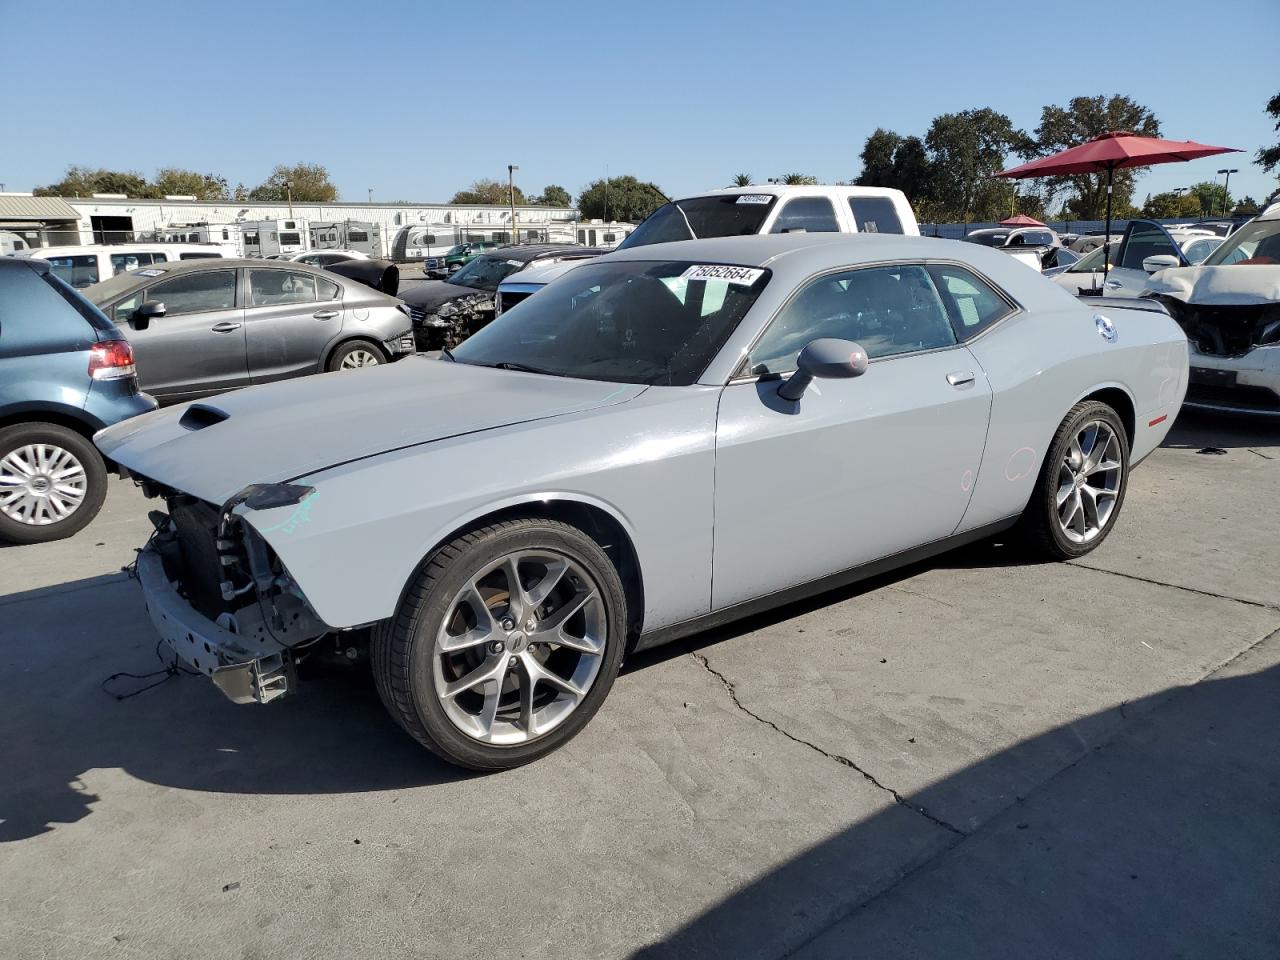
xmin=689 ymin=649 xmax=965 ymax=837
xmin=1248 ymin=448 xmax=1276 ymax=460
xmin=1067 ymin=562 xmax=1279 ymax=612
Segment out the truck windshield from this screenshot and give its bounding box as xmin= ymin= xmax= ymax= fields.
xmin=450 ymin=259 xmax=771 ymax=385
xmin=617 ymin=195 xmax=778 ymax=250
xmin=447 ymin=255 xmax=523 ymax=291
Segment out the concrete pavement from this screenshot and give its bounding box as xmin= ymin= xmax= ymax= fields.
xmin=1 ymin=409 xmax=1277 ymax=959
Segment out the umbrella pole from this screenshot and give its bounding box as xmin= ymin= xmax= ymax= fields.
xmin=1102 ymin=163 xmax=1114 ymax=283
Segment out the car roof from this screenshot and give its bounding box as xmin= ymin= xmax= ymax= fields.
xmin=597 ymin=232 xmax=987 ymax=270
xmin=698 ymin=185 xmax=906 ymax=199
xmin=0 ymin=255 xmax=49 ymax=275
xmin=83 ymin=257 xmax=336 ymax=301
xmin=21 ymin=243 xmax=223 ymax=255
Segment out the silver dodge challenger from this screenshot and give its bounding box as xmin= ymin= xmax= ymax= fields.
xmin=96 ymin=234 xmax=1189 ymax=769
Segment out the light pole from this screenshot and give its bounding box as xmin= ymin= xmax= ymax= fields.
xmin=367 ymin=187 xmax=373 ymax=204
xmin=284 ymin=180 xmax=294 ymax=219
xmin=1216 ymin=168 xmax=1238 ymax=216
xmin=508 ymin=164 xmax=519 ymax=243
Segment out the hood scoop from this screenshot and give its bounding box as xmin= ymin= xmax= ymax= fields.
xmin=179 ymin=404 xmax=230 ymax=431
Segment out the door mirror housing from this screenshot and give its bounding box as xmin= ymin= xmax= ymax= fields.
xmin=1142 ymin=254 xmax=1179 ymax=274
xmin=133 ymin=300 xmax=166 ymax=329
xmin=777 ymin=338 xmax=869 ymax=401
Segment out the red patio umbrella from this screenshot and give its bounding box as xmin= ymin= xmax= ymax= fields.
xmin=998 ymin=214 xmax=1046 ymax=227
xmin=995 ymin=131 xmax=1240 ymax=279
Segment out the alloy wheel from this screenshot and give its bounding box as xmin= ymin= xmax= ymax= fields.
xmin=1055 ymin=420 xmax=1123 ymax=544
xmin=0 ymin=443 xmax=88 ymax=526
xmin=339 ymin=349 xmax=381 ymax=369
xmin=433 ymin=550 xmax=607 ymax=744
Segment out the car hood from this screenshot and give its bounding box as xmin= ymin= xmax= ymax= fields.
xmin=94 ymin=356 xmax=645 ymax=504
xmin=400 ymin=279 xmax=488 ymax=312
xmin=1145 ymin=265 xmax=1280 ymax=305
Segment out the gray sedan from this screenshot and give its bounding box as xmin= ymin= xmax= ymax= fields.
xmin=85 ymin=259 xmax=416 ymax=403
xmin=96 ymin=234 xmax=1189 ymax=769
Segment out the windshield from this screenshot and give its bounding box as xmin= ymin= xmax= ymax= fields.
xmin=450 ymin=260 xmax=771 ymax=386
xmin=447 ymin=255 xmax=522 ymax=291
xmin=1069 ymin=243 xmax=1109 ymax=272
xmin=1202 ymin=217 xmax=1280 ymax=266
xmin=962 ymin=232 xmax=1008 ymax=247
xmin=617 ymin=195 xmax=778 ymax=250
xmin=446 ymin=244 xmax=467 ymax=256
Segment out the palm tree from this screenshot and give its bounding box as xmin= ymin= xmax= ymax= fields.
xmin=782 ymin=173 xmax=818 ymax=185
xmin=731 ymin=173 xmax=753 ymax=187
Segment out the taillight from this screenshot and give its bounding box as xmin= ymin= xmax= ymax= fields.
xmin=88 ymin=339 xmax=137 ymax=381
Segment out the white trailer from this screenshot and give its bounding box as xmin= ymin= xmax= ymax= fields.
xmin=309 ymin=221 xmax=382 ymax=257
xmin=242 ymin=219 xmax=309 ymax=258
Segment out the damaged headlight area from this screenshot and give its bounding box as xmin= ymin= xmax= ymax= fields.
xmin=136 ymin=480 xmax=348 ymax=705
xmin=414 ymin=293 xmax=496 ymax=350
xmin=1152 ymin=295 xmax=1280 ymax=358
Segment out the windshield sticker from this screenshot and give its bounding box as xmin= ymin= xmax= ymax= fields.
xmin=506 ymin=259 xmax=522 ymax=267
xmin=736 ymin=194 xmax=772 ymax=205
xmin=681 ymin=264 xmax=765 ymax=286
xmin=134 ymin=269 xmax=166 ymax=277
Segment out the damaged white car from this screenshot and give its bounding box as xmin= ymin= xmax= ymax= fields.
xmin=1143 ymin=202 xmax=1280 ymax=416
xmin=97 ymin=234 xmax=1187 ymax=770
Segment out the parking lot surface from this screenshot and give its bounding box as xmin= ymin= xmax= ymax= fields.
xmin=2 ymin=410 xmax=1277 ymax=959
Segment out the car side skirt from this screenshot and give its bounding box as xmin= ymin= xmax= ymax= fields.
xmin=633 ymin=516 xmax=1019 ymax=653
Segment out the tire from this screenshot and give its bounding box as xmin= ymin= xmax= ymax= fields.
xmin=1016 ymin=401 xmax=1129 ymax=561
xmin=372 ymin=518 xmax=628 ymax=770
xmin=328 ymin=340 xmax=388 ymax=372
xmin=0 ymin=422 xmax=108 ymax=545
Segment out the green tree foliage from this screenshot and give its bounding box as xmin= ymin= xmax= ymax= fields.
xmin=33 ymin=165 xmax=150 ymax=197
xmin=1142 ymin=191 xmax=1202 ymax=218
xmin=1029 ymin=95 xmax=1160 ymax=219
xmin=577 ymin=175 xmax=667 ymax=221
xmin=534 ymin=184 xmax=571 ymax=207
xmin=249 ymin=163 xmax=338 ymax=202
xmin=1187 ymin=181 xmax=1231 ymax=217
xmin=1233 ymin=196 xmax=1259 ymax=216
xmin=924 ymin=108 xmax=1030 ymax=221
xmin=151 ymin=168 xmax=230 ymax=201
xmin=855 ymin=129 xmax=902 ymax=187
xmin=232 ymin=183 xmax=248 ymax=201
xmin=1257 ymin=92 xmax=1280 ymax=173
xmin=780 ymin=173 xmax=818 ymax=185
xmin=451 ymin=178 xmax=526 ymax=205
xmin=731 ymin=173 xmax=753 ymax=187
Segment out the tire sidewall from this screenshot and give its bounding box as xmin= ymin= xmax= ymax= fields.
xmin=328 ymin=340 xmax=387 ymax=372
xmin=1038 ymin=403 xmax=1130 ymax=559
xmin=0 ymin=423 xmax=107 ymax=544
xmin=405 ymin=522 xmax=628 ymax=769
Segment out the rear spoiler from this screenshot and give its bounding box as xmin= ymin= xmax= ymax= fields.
xmin=1076 ymin=295 xmax=1170 ymax=316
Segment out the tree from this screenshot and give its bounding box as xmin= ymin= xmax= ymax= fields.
xmin=451 ymin=178 xmax=525 ymax=205
xmin=780 ymin=173 xmax=818 ymax=185
xmin=1142 ymin=191 xmax=1202 ymax=218
xmin=1258 ymin=92 xmax=1280 ymax=172
xmin=533 ymin=184 xmax=571 ymax=207
xmin=1187 ymin=181 xmax=1231 ymax=217
xmin=249 ymin=163 xmax=338 ymax=202
xmin=855 ymin=128 xmax=902 ymax=187
xmin=888 ymin=136 xmax=935 ymax=208
xmin=1233 ymin=196 xmax=1260 ymax=217
xmin=577 ymin=175 xmax=667 ymax=221
xmin=731 ymin=173 xmax=753 ymax=187
xmin=925 ymin=108 xmax=1029 ymax=221
xmin=33 ymin=165 xmax=149 ymax=197
xmin=151 ymin=168 xmax=230 ymax=201
xmin=1028 ymin=94 xmax=1160 ymax=219
xmin=232 ymin=183 xmax=248 ymax=201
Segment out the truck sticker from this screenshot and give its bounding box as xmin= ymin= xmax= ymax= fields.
xmin=680 ymin=264 xmax=765 ymax=286
xmin=736 ymin=194 xmax=772 ymax=204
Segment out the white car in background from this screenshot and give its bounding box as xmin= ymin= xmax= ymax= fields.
xmin=1049 ymin=240 xmax=1119 ymax=294
xmin=1103 ymin=221 xmax=1225 ymax=298
xmin=17 ymin=243 xmax=230 ymax=288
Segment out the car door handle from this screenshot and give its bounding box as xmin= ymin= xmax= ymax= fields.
xmin=210 ymin=322 xmax=242 ymax=333
xmin=1104 ymin=280 xmax=1122 ymax=289
xmin=313 ymin=310 xmax=339 ymax=320
xmin=946 ymin=371 xmax=975 ymax=387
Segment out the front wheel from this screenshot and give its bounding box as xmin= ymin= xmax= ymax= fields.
xmin=372 ymin=518 xmax=628 ymax=770
xmin=328 ymin=340 xmax=388 ymax=372
xmin=0 ymin=422 xmax=107 ymax=545
xmin=1017 ymin=400 xmax=1129 ymax=560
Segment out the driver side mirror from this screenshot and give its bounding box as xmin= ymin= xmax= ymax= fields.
xmin=1142 ymin=254 xmax=1179 ymax=274
xmin=778 ymin=338 xmax=869 ymax=401
xmin=132 ymin=300 xmax=166 ymax=330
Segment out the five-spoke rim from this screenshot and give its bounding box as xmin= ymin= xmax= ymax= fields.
xmin=433 ymin=550 xmax=607 ymax=745
xmin=0 ymin=443 xmax=88 ymax=526
xmin=340 ymin=349 xmax=381 ymax=369
xmin=1056 ymin=420 xmax=1123 ymax=544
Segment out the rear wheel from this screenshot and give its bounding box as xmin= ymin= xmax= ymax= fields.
xmin=328 ymin=340 xmax=388 ymax=371
xmin=0 ymin=422 xmax=107 ymax=545
xmin=372 ymin=518 xmax=628 ymax=770
xmin=1017 ymin=401 xmax=1129 ymax=560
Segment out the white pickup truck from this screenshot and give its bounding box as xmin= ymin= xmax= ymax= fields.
xmin=496 ymin=184 xmax=920 ymax=314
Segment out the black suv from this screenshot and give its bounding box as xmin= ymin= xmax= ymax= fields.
xmin=0 ymin=257 xmax=156 ymax=544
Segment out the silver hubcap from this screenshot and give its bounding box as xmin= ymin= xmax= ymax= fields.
xmin=339 ymin=349 xmax=380 ymax=369
xmin=433 ymin=550 xmax=607 ymax=745
xmin=0 ymin=443 xmax=88 ymax=526
xmin=1056 ymin=420 xmax=1123 ymax=544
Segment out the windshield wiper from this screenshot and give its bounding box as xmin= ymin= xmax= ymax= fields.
xmin=493 ymin=361 xmax=554 ymax=375
xmin=441 ymin=347 xmax=456 ymax=362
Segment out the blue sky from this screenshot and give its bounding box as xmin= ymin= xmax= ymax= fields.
xmin=3 ymin=0 xmax=1277 ymax=207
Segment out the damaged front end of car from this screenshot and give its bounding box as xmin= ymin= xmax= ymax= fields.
xmin=413 ymin=293 xmax=495 ymax=350
xmin=135 ymin=478 xmax=339 ymax=704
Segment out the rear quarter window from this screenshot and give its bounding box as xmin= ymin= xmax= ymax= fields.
xmin=848 ymin=196 xmax=904 ymax=234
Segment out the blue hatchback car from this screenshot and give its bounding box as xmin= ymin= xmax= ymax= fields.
xmin=0 ymin=256 xmax=156 ymax=544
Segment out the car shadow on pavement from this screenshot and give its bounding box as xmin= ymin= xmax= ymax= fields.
xmin=0 ymin=577 xmax=468 ymax=843
xmin=630 ymin=657 xmax=1280 ymax=959
xmin=1162 ymin=408 xmax=1280 ymax=451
